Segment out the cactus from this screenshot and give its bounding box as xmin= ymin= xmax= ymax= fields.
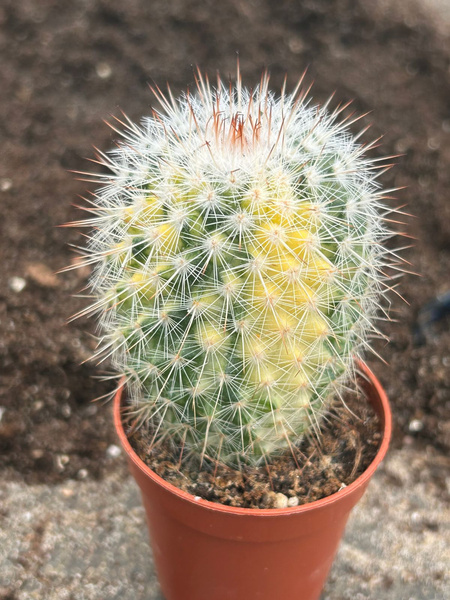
xmin=73 ymin=69 xmax=396 ymax=467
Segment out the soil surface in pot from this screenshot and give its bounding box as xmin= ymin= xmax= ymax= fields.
xmin=128 ymin=387 xmax=381 ymax=508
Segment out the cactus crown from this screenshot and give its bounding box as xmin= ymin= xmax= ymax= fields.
xmin=73 ymin=69 xmax=395 ymax=467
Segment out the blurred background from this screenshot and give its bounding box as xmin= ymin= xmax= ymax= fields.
xmin=0 ymin=1 xmax=449 ymax=598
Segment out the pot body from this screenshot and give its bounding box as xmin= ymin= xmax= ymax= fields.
xmin=114 ymin=362 xmax=391 ymax=600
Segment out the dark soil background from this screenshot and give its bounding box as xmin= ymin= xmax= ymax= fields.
xmin=0 ymin=0 xmax=449 ymax=487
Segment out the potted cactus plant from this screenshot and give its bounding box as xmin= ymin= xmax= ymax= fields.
xmin=72 ymin=68 xmax=396 ymax=600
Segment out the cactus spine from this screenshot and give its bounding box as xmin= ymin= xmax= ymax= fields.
xmin=75 ymin=70 xmax=394 ymax=466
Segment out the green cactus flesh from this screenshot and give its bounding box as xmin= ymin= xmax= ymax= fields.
xmin=82 ymin=73 xmax=390 ymax=466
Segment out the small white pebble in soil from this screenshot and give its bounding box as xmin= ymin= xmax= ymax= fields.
xmin=427 ymin=136 xmax=440 ymax=150
xmin=194 ymin=496 xmax=202 ymax=501
xmin=274 ymin=493 xmax=289 ymax=508
xmin=84 ymin=404 xmax=98 ymax=416
xmin=9 ymin=277 xmax=26 ymax=293
xmin=60 ymin=487 xmax=75 ymax=498
xmin=411 ymin=511 xmax=421 ymax=524
xmin=31 ymin=449 xmax=44 ymax=459
xmin=1 ymin=178 xmax=12 ymax=191
xmin=78 ymin=468 xmax=88 ymax=479
xmin=106 ymin=444 xmax=121 ymax=458
xmin=33 ymin=400 xmax=44 ymax=411
xmin=56 ymin=454 xmax=70 ymax=470
xmin=96 ymin=62 xmax=112 ymax=79
xmin=287 ymin=496 xmax=299 ymax=507
xmin=409 ymin=419 xmax=424 ymax=432
xmin=61 ymin=403 xmax=71 ymax=418
xmin=288 ymin=36 xmax=304 ymax=54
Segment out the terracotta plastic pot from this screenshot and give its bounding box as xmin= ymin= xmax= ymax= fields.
xmin=114 ymin=361 xmax=391 ymax=600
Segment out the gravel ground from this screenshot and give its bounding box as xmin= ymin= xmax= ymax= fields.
xmin=1 ymin=447 xmax=448 ymax=600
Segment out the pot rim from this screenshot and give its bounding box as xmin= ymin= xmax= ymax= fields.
xmin=114 ymin=360 xmax=391 ymax=517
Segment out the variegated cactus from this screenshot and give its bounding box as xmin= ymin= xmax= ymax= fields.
xmin=73 ymin=69 xmax=395 ymax=466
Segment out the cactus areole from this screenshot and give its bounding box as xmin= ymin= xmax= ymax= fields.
xmin=78 ymin=70 xmax=394 ymax=468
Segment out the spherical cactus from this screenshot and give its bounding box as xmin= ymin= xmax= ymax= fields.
xmin=75 ymin=69 xmax=394 ymax=466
